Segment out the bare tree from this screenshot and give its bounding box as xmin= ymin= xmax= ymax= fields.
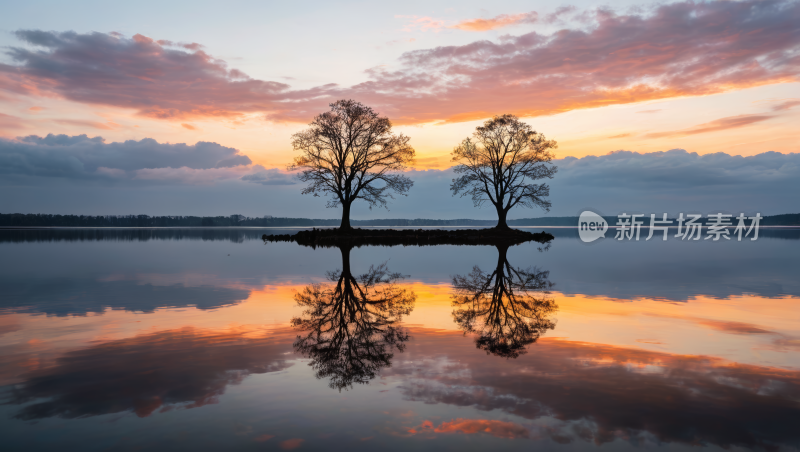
xmin=451 ymin=115 xmax=558 ymax=229
xmin=290 ymin=100 xmax=416 ymax=230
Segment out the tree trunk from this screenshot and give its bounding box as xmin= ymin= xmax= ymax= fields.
xmin=495 ymin=245 xmax=509 ymax=271
xmin=340 ymin=201 xmax=352 ymax=231
xmin=495 ymin=206 xmax=510 ymax=230
xmin=339 ymin=245 xmax=352 ymax=275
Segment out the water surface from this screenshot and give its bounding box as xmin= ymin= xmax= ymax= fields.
xmin=1 ymin=228 xmax=799 ymax=451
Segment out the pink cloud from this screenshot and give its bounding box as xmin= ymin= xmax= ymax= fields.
xmin=643 ymin=114 xmax=774 ymax=138
xmin=2 ymin=0 xmax=799 ymax=125
xmin=772 ymin=99 xmax=800 ymax=111
xmin=397 ymin=15 xmax=446 ymax=31
xmin=452 ymin=12 xmax=539 ymax=31
xmin=52 ymin=119 xmax=120 ymax=130
xmin=0 ymin=113 xmax=24 ymax=130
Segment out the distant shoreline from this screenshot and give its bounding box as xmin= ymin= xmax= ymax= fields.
xmin=1 ymin=212 xmax=799 ymax=227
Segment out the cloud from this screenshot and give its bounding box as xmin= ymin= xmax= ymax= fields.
xmin=543 ymin=5 xmax=578 ymax=24
xmin=643 ymin=114 xmax=775 ymax=138
xmin=647 ymin=313 xmax=777 ymax=335
xmin=397 ymin=15 xmax=446 ymax=31
xmin=279 ymin=439 xmax=305 ymax=450
xmin=1 ymin=31 xmax=300 ymax=120
xmin=434 ymin=419 xmax=529 ymax=438
xmin=607 ymin=133 xmax=632 ymax=139
xmin=0 ymin=133 xmax=253 ymax=183
xmin=7 ymin=326 xmax=295 ymax=419
xmin=553 ymin=149 xmax=800 ymax=191
xmin=406 ymin=418 xmax=530 ymax=438
xmin=0 ymin=113 xmax=24 ymax=130
xmin=393 ymin=330 xmax=800 ymax=449
xmin=772 ymin=99 xmax=800 ymax=111
xmin=52 ymin=118 xmax=120 ymax=130
xmin=3 ymin=148 xmax=799 ymax=220
xmin=181 ymin=123 xmax=197 ymax=130
xmin=0 ymin=277 xmax=251 ymax=316
xmin=240 ymin=168 xmax=297 ymax=185
xmin=452 ymin=12 xmax=539 ymax=31
xmin=2 ymin=0 xmax=799 ymax=125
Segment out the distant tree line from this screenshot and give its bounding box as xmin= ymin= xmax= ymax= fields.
xmin=1 ymin=213 xmax=798 ymax=227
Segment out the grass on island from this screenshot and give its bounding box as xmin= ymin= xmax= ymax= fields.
xmin=262 ymin=227 xmax=555 ymax=247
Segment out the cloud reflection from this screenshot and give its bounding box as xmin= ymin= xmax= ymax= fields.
xmin=7 ymin=326 xmax=294 ymax=419
xmin=397 ymin=334 xmax=800 ymax=449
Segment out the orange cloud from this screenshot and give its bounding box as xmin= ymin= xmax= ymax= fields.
xmin=452 ymin=12 xmax=538 ymax=31
xmin=52 ymin=119 xmax=120 ymax=130
xmin=434 ymin=419 xmax=530 ymax=438
xmin=181 ymin=123 xmax=197 ymax=130
xmin=643 ymin=114 xmax=774 ymax=138
xmin=407 ymin=418 xmax=529 ymax=438
xmin=279 ymin=438 xmax=304 ymax=450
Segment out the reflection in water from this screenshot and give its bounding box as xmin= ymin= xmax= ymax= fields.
xmin=0 ymin=228 xmax=272 ymax=243
xmin=451 ymin=245 xmax=556 ymax=358
xmin=0 ymin=279 xmax=251 ymax=316
xmin=292 ymin=245 xmax=416 ymax=390
xmin=398 ymin=332 xmax=800 ymax=449
xmin=6 ymin=327 xmax=294 ymax=420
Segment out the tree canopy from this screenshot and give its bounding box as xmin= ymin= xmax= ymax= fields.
xmin=451 ymin=114 xmax=558 ymax=229
xmin=290 ymin=100 xmax=415 ymax=230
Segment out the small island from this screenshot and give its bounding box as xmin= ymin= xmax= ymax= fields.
xmin=262 ymin=227 xmax=554 ymax=247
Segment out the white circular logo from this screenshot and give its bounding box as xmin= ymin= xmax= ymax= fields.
xmin=578 ymin=211 xmax=608 ymax=243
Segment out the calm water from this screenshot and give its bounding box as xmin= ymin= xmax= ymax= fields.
xmin=1 ymin=228 xmax=800 ymax=451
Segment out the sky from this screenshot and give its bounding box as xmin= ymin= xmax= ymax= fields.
xmin=0 ymin=0 xmax=798 ymax=218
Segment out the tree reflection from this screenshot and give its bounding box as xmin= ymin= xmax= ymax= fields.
xmin=291 ymin=245 xmax=416 ymax=390
xmin=451 ymin=245 xmax=557 ymax=358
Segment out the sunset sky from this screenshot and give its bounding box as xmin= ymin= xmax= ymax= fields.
xmin=1 ymin=0 xmax=798 ymax=218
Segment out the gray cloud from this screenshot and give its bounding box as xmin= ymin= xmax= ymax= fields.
xmin=240 ymin=168 xmax=296 ymax=186
xmin=0 ymin=134 xmax=253 ymax=181
xmin=1 ymin=147 xmax=798 ymax=218
xmin=554 ymin=149 xmax=799 ymax=190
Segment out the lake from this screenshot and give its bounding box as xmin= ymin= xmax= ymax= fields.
xmin=1 ymin=228 xmax=799 ymax=451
